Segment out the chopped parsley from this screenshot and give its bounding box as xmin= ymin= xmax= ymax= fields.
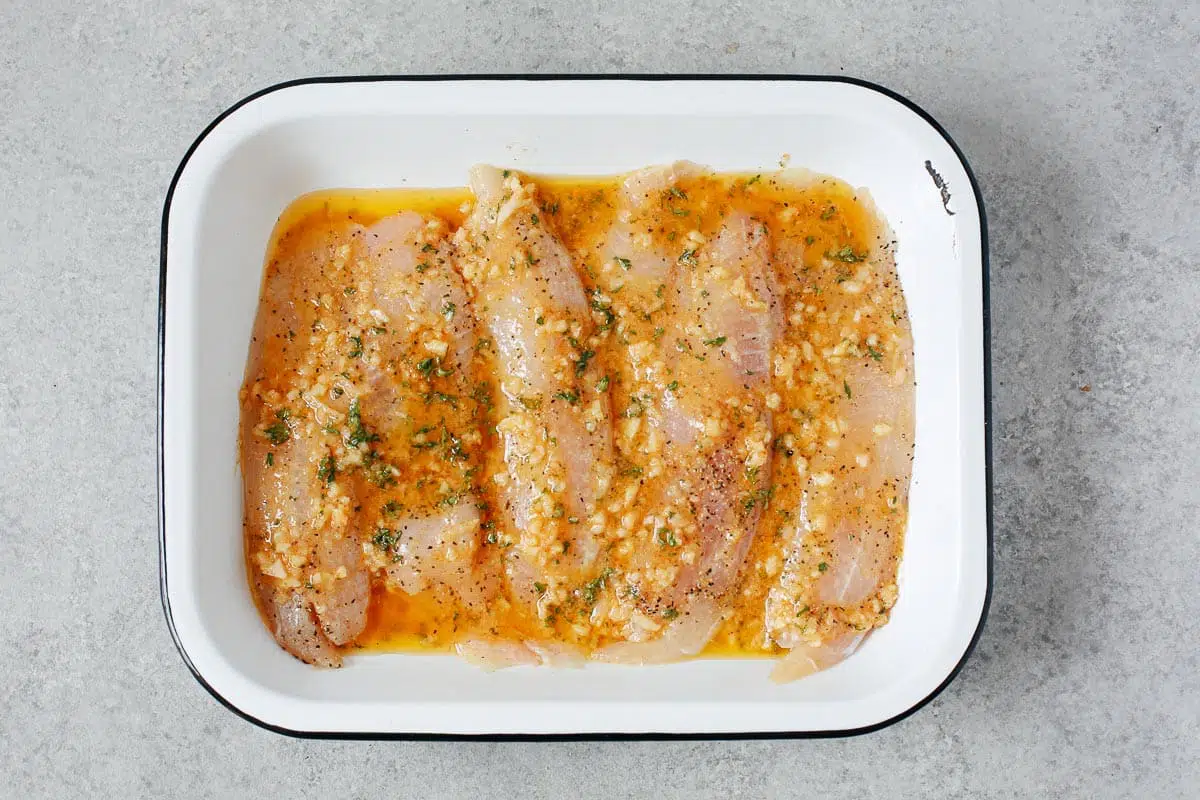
xmin=471 ymin=382 xmax=494 ymax=411
xmin=317 ymin=455 xmax=337 ymax=484
xmin=580 ymin=568 xmax=615 ymax=605
xmin=666 ymin=380 xmax=679 ymax=392
xmin=415 ymin=262 xmax=430 ymax=273
xmin=830 ymin=245 xmax=865 ymax=263
xmin=844 ymin=380 xmax=853 ymax=399
xmin=746 ymin=174 xmax=762 ymax=186
xmin=614 ymin=256 xmax=632 ymax=270
xmin=382 ymin=500 xmax=403 ymax=517
xmin=663 ymin=607 xmax=680 ymax=620
xmin=669 ymin=186 xmax=687 ymax=199
xmin=678 ymin=249 xmax=698 ymax=266
xmin=742 ymin=486 xmax=774 ymax=511
xmin=655 ymin=528 xmax=679 ymax=547
xmin=346 ymin=398 xmax=379 ymax=447
xmin=265 ymin=453 xmax=274 ymax=466
xmin=534 ymin=581 xmax=547 ymax=594
xmin=530 ymin=213 xmax=539 ymax=226
xmin=575 ymin=349 xmax=595 ymax=376
xmin=805 ymin=235 xmax=816 ymax=245
xmin=441 ymin=301 xmax=457 ymax=320
xmin=595 ymin=375 xmax=610 ymax=392
xmin=263 ymin=421 xmax=290 ymax=445
xmin=554 ymin=389 xmax=580 ymax=405
xmin=348 ymin=335 xmax=363 ymax=358
xmin=421 ymin=243 xmax=436 ymax=253
xmin=818 ymin=561 xmax=829 ymax=572
xmin=866 ymin=345 xmax=883 ymax=361
xmin=703 ymin=336 xmax=727 ymax=347
xmin=422 ymin=391 xmax=458 ymax=407
xmin=590 ymin=296 xmax=615 ymax=329
xmin=372 ymin=528 xmax=397 ymax=550
xmin=820 ymin=205 xmax=836 ymax=220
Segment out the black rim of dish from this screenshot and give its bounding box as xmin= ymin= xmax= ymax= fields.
xmin=158 ymin=74 xmax=994 ymax=741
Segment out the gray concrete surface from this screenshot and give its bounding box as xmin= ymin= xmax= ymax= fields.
xmin=1 ymin=1 xmax=1197 ymax=797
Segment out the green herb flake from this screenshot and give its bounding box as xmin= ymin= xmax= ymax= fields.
xmin=348 ymin=335 xmax=364 ymax=358
xmin=346 ymin=398 xmax=379 ymax=447
xmin=343 ymin=286 xmax=357 ymax=296
xmin=669 ymin=186 xmax=687 ymax=199
xmin=415 ymin=262 xmax=430 ymax=273
xmin=804 ymin=235 xmax=816 ymax=246
xmin=263 ymin=422 xmax=290 ymax=445
xmin=830 ymin=245 xmax=864 ymax=263
xmin=663 ymin=607 xmax=680 ymax=620
xmin=442 ymin=301 xmax=457 ymax=320
xmin=531 ymin=213 xmax=540 ymax=226
xmin=746 ymin=174 xmax=762 ymax=186
xmin=615 ymin=256 xmax=633 ymax=270
xmin=372 ymin=527 xmax=397 ymax=550
xmin=866 ymin=345 xmax=883 ymax=361
xmin=678 ymin=249 xmax=698 ymax=266
xmin=317 ymin=455 xmax=337 ymax=484
xmin=554 ymin=389 xmax=580 ymax=405
xmin=844 ymin=380 xmax=852 ymax=399
xmin=534 ymin=581 xmax=547 ymax=594
xmin=595 ymin=375 xmax=610 ymax=392
xmin=655 ymin=528 xmax=680 ymax=547
xmin=820 ymin=205 xmax=836 ymax=220
xmin=423 ymin=391 xmax=459 ymax=408
xmin=580 ymin=568 xmax=615 ymax=605
xmin=703 ymin=336 xmax=728 ymax=348
xmin=818 ymin=562 xmax=829 ymax=572
xmin=575 ymin=349 xmax=595 ymax=376
xmin=666 ymin=380 xmax=679 ymax=392
xmin=265 ymin=452 xmax=274 ymax=466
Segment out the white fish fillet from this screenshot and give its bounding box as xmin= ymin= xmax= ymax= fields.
xmin=459 ymin=166 xmax=614 ymax=582
xmin=593 ymin=600 xmax=721 ymax=665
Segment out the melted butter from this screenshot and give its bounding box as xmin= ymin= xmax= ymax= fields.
xmin=251 ymin=169 xmax=907 ymax=662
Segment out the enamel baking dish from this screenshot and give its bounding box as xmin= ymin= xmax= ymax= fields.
xmin=158 ymin=76 xmax=991 ymax=738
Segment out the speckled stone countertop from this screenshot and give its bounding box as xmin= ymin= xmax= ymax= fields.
xmin=1 ymin=1 xmax=1196 ymax=797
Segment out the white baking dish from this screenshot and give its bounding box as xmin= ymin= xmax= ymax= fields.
xmin=158 ymin=76 xmax=990 ymax=737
